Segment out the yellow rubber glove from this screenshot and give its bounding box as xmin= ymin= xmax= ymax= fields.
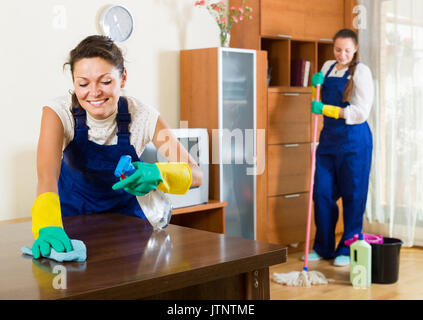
xmin=31 ymin=192 xmax=73 ymax=259
xmin=31 ymin=192 xmax=64 ymax=239
xmin=311 ymin=101 xmax=341 ymax=119
xmin=155 ymin=162 xmax=193 ymax=195
xmin=322 ymin=105 xmax=341 ymax=119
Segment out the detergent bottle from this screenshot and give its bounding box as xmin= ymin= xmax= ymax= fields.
xmin=350 ymin=233 xmax=372 ymax=288
xmin=136 ymin=189 xmax=172 ymax=230
xmin=115 ymin=155 xmax=173 ymax=231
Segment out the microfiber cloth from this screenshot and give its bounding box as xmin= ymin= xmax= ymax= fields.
xmin=21 ymin=239 xmax=87 ymax=262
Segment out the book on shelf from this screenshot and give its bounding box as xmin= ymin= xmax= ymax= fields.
xmin=290 ymin=59 xmax=311 ymax=87
xmin=303 ymin=61 xmax=310 ymax=87
xmin=290 ymin=59 xmax=300 ymax=86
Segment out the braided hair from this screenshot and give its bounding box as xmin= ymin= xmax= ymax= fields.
xmin=333 ymin=29 xmax=359 ymax=102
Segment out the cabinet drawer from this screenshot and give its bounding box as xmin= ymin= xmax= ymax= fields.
xmin=268 ymin=143 xmax=310 ymax=196
xmin=267 ymin=193 xmax=315 ymax=245
xmin=268 ymin=92 xmax=311 ymax=144
xmin=260 ymin=0 xmax=305 ymax=38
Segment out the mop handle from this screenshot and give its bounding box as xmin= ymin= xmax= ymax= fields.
xmin=304 ymin=84 xmax=320 ymax=271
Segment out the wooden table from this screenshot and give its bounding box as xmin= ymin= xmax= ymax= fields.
xmin=0 ymin=213 xmax=286 ymax=300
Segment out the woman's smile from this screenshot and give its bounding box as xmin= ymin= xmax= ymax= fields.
xmin=87 ymin=98 xmax=109 ymax=107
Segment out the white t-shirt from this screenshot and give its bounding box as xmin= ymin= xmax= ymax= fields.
xmin=46 ymin=95 xmax=160 ymax=157
xmin=321 ymin=60 xmax=374 ymax=125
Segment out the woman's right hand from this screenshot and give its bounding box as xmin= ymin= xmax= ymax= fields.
xmin=31 ymin=192 xmax=73 ymax=259
xmin=32 ymin=226 xmax=72 ymax=259
xmin=32 ymin=107 xmax=72 ymax=259
xmin=312 ymin=71 xmax=325 ymax=87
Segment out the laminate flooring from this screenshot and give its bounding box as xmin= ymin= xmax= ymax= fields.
xmin=270 ymin=247 xmax=423 ymax=300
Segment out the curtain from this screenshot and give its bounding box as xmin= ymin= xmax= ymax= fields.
xmin=359 ymin=0 xmax=423 ymax=246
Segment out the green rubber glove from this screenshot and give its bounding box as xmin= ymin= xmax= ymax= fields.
xmin=311 ymin=100 xmax=324 ymax=114
xmin=311 ymin=100 xmax=341 ymax=119
xmin=112 ymin=162 xmax=163 ymax=196
xmin=312 ymin=71 xmax=324 ymax=88
xmin=32 ymin=226 xmax=73 ymax=259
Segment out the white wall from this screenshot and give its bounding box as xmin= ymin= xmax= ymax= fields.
xmin=0 ymin=0 xmax=226 ymax=221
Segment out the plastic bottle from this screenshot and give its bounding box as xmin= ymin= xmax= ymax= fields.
xmin=136 ymin=190 xmax=173 ymax=230
xmin=114 ymin=155 xmax=173 ymax=231
xmin=350 ymin=233 xmax=372 ymax=288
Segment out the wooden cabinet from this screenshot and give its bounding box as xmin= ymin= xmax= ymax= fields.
xmin=268 ymin=144 xmax=310 ymax=196
xmin=171 ymin=200 xmax=226 ymax=234
xmin=262 ymin=39 xmax=332 ymax=88
xmin=303 ymin=0 xmax=345 ymax=40
xmin=268 ymin=90 xmax=311 ymax=144
xmin=267 ymin=193 xmax=314 ymax=245
xmin=180 ymin=48 xmax=268 ymax=240
xmin=260 ymin=0 xmax=306 ymax=38
xmin=236 ymin=0 xmax=346 ymax=42
xmin=229 ymin=0 xmax=353 ymax=247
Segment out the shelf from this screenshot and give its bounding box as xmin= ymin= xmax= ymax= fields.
xmin=318 ymin=42 xmax=334 ymax=71
xmin=171 ymin=200 xmax=227 ymax=234
xmin=268 ymin=86 xmax=312 ymax=93
xmin=261 ymin=37 xmax=336 ymax=89
xmin=223 ymin=99 xmax=248 ymax=106
xmin=172 ymin=200 xmax=227 ymax=216
xmin=261 ymin=38 xmax=317 ymax=87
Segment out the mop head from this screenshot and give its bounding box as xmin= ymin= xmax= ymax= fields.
xmin=272 ymin=270 xmax=331 ymax=287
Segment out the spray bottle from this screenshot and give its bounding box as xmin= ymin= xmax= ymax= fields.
xmin=114 ymin=155 xmax=173 ymax=230
xmin=350 ymin=233 xmax=372 ymax=288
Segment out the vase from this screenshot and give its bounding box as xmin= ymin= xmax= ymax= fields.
xmin=220 ymin=30 xmax=230 ymax=48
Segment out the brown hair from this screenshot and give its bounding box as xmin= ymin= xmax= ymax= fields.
xmin=333 ymin=29 xmax=358 ymax=102
xmin=63 ymin=35 xmax=125 ymax=112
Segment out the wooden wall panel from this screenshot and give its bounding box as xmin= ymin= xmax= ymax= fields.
xmin=180 ymin=48 xmax=220 ymax=200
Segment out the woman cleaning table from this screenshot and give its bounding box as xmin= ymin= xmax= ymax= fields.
xmin=30 ymin=35 xmax=203 ymax=259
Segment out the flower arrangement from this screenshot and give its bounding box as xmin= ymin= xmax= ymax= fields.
xmin=195 ymin=0 xmax=253 ymax=47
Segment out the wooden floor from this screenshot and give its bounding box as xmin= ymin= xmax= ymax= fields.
xmin=270 ymin=247 xmax=423 ymax=300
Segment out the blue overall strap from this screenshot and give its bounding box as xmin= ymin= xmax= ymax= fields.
xmin=72 ymin=108 xmax=88 ymax=141
xmin=116 ymin=96 xmax=131 ymax=145
xmin=325 ymin=62 xmax=338 ymax=81
xmin=325 ymin=61 xmax=357 ymax=81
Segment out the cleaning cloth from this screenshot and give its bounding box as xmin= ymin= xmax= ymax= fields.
xmin=21 ymin=239 xmax=87 ymax=262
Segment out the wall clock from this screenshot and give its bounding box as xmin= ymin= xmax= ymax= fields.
xmin=99 ymin=5 xmax=134 ymax=42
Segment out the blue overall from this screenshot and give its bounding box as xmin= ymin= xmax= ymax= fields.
xmin=312 ymin=62 xmax=372 ymax=258
xmin=58 ymin=96 xmax=145 ymax=219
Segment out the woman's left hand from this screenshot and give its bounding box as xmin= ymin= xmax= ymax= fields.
xmin=112 ymin=162 xmax=163 ymax=196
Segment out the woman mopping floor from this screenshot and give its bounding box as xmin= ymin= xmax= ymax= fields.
xmin=273 ymin=28 xmax=374 ymax=287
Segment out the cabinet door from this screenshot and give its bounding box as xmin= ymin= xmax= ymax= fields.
xmin=267 ymin=193 xmax=315 ymax=245
xmin=260 ymin=0 xmax=305 ymax=38
xmin=304 ymin=0 xmax=345 ymax=40
xmin=268 ymin=143 xmax=310 ymax=196
xmin=220 ymin=49 xmax=256 ymax=240
xmin=268 ymin=92 xmax=311 ymax=144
